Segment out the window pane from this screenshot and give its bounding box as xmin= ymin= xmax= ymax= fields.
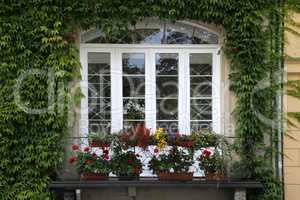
xmin=123 ymin=99 xmax=145 ymax=120
xmin=190 ymin=121 xmax=212 ymax=131
xmin=156 ymin=121 xmax=178 ymax=133
xmin=190 ymin=54 xmax=212 ymax=75
xmin=123 ymin=53 xmax=145 ymax=74
xmin=88 ymin=75 xmax=111 ymax=84
xmin=156 ymin=53 xmax=178 ymax=75
xmin=88 ymin=52 xmax=111 ymax=133
xmin=88 ymin=83 xmax=110 ymax=98
xmin=124 ymin=121 xmax=145 ymax=129
xmin=157 ymin=99 xmax=178 ymax=120
xmin=190 ymin=77 xmax=212 ymax=97
xmin=190 ymin=99 xmax=212 ymax=120
xmin=156 ymin=77 xmax=178 ymax=97
xmin=88 ymin=52 xmax=110 ymax=74
xmin=89 ymin=121 xmax=111 ymax=133
xmin=89 ymin=99 xmax=111 ymax=120
xmin=81 ymin=20 xmax=219 ymax=44
xmin=123 ymin=76 xmax=145 ymax=97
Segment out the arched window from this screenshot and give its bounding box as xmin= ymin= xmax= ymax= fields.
xmin=81 ymin=19 xmax=219 ymax=44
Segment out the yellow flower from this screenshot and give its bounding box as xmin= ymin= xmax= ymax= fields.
xmin=155 ymin=128 xmax=166 ymax=149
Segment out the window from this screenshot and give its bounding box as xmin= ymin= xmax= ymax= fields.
xmin=80 ymin=20 xmax=220 ymax=136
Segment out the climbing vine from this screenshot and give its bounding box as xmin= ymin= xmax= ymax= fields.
xmin=0 ymin=0 xmax=295 ymax=199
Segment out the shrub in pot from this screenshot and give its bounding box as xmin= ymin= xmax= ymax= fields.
xmin=198 ymin=148 xmax=225 ymax=181
xmin=149 ymin=147 xmax=194 ymax=181
xmin=118 ymin=123 xmax=151 ymax=149
xmin=69 ymin=144 xmax=111 ymax=180
xmin=110 ymin=144 xmax=143 ymax=180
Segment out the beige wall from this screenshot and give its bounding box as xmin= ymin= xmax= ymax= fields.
xmin=284 ymin=12 xmax=300 ymax=200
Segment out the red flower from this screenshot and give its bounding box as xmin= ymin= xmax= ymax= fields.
xmin=128 ymin=159 xmax=133 ymax=164
xmin=102 ymin=154 xmax=109 ymax=160
xmin=85 ymin=159 xmax=92 ymax=165
xmin=103 ymin=149 xmax=109 ymax=155
xmin=175 ymin=131 xmax=180 ymax=139
xmin=84 ymin=147 xmax=90 ymax=152
xmin=154 ymin=148 xmax=159 ymax=154
xmin=68 ymin=156 xmax=76 ymax=164
xmin=92 ymin=152 xmax=97 ymax=158
xmin=202 ymin=149 xmax=212 ymax=157
xmin=186 ymin=141 xmax=193 ymax=148
xmin=71 ymin=144 xmax=79 ymax=151
xmin=133 ymin=167 xmax=140 ymax=174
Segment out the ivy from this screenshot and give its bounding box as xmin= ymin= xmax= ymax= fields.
xmin=0 ymin=0 xmax=290 ymax=199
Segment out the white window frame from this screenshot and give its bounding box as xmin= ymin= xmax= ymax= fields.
xmin=80 ymin=44 xmax=221 ymax=137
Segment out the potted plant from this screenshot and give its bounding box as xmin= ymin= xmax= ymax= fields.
xmin=88 ymin=132 xmax=115 ymax=148
xmin=198 ymin=148 xmax=225 ymax=181
xmin=118 ymin=123 xmax=151 ymax=149
xmin=149 ymin=147 xmax=194 ymax=181
xmin=69 ymin=144 xmax=111 ymax=180
xmin=190 ymin=131 xmax=220 ymax=149
xmin=110 ymin=144 xmax=143 ymax=180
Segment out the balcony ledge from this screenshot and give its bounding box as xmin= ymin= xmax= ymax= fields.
xmin=50 ymin=178 xmax=262 ymax=190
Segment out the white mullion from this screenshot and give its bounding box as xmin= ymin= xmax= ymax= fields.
xmin=178 ymin=51 xmax=190 ymax=135
xmin=212 ymin=51 xmax=221 ymax=134
xmin=111 ymin=49 xmax=123 ymax=132
xmin=80 ymin=47 xmax=89 ymax=139
xmin=185 ymin=51 xmax=191 ymax=135
xmin=145 ymin=50 xmax=156 ymax=132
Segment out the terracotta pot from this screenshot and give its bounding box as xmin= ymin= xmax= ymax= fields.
xmin=117 ymin=173 xmax=139 ymax=181
xmin=204 ymin=171 xmax=225 ymax=181
xmin=157 ymin=172 xmax=193 ymax=181
xmin=81 ymin=172 xmax=109 ymax=181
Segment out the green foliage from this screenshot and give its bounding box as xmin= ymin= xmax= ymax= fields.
xmin=0 ymin=0 xmax=287 ymax=199
xmin=198 ymin=149 xmax=225 ymax=174
xmin=110 ymin=145 xmax=143 ymax=176
xmin=149 ymin=147 xmax=193 ymax=173
xmin=69 ymin=146 xmax=111 ymax=174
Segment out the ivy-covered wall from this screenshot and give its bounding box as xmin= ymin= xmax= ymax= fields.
xmin=0 ymin=1 xmax=287 ymax=200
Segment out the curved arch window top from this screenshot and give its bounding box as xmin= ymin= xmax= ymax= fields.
xmin=81 ymin=20 xmax=219 ymax=44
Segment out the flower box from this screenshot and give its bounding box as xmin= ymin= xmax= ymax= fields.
xmin=158 ymin=172 xmax=193 ymax=181
xmin=204 ymin=171 xmax=225 ymax=181
xmin=81 ymin=172 xmax=109 ymax=181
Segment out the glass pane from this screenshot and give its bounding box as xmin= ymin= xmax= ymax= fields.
xmin=88 ymin=83 xmax=110 ymax=98
xmin=156 ymin=77 xmax=178 ymax=97
xmin=88 ymin=75 xmax=111 ymax=84
xmin=123 ymin=76 xmax=145 ymax=97
xmin=156 ymin=121 xmax=178 ymax=133
xmin=190 ymin=77 xmax=212 ymax=97
xmin=124 ymin=121 xmax=145 ymax=129
xmin=123 ymin=53 xmax=145 ymax=74
xmin=190 ymin=99 xmax=212 ymax=120
xmin=81 ymin=20 xmax=219 ymax=44
xmin=89 ymin=99 xmax=111 ymax=120
xmin=190 ymin=54 xmax=212 ymax=75
xmin=123 ymin=99 xmax=145 ymax=120
xmin=157 ymin=99 xmax=178 ymax=120
xmin=88 ymin=52 xmax=110 ymax=74
xmin=88 ymin=53 xmax=111 ymax=129
xmin=89 ymin=121 xmax=111 ymax=133
xmin=190 ymin=121 xmax=212 ymax=131
xmin=156 ymin=53 xmax=178 ymax=75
